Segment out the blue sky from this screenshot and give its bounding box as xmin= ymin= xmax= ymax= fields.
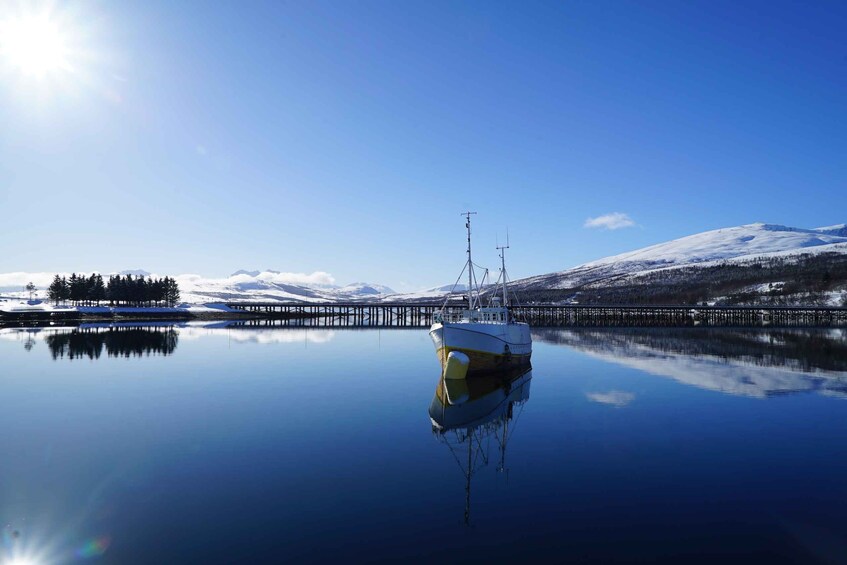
xmin=1 ymin=0 xmax=845 ymax=290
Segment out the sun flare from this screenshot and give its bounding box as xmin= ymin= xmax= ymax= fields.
xmin=0 ymin=13 xmax=71 ymax=77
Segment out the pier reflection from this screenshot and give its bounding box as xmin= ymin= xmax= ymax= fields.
xmin=45 ymin=326 xmax=179 ymax=360
xmin=429 ymin=367 xmax=532 ymax=525
xmin=534 ymin=328 xmax=847 ymax=398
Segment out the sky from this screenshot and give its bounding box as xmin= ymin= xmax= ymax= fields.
xmin=0 ymin=0 xmax=845 ymax=291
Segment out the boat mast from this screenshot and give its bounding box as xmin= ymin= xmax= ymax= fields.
xmin=496 ymin=231 xmax=509 ymax=319
xmin=462 ymin=211 xmax=477 ymax=309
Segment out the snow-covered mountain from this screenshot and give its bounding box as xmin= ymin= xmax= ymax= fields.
xmin=379 ymin=283 xmax=471 ymax=303
xmin=517 ymin=223 xmax=847 ymax=289
xmin=120 ymin=269 xmax=152 ymax=277
xmin=585 ymin=223 xmax=846 ymax=267
xmin=339 ymin=282 xmax=396 ymax=296
xmin=511 ymin=223 xmax=847 ymax=305
xmin=230 ymin=269 xmax=264 ymax=278
xmin=176 ymin=270 xmax=395 ymax=303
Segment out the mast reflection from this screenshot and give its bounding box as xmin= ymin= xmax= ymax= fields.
xmin=429 ymin=367 xmax=532 ymax=525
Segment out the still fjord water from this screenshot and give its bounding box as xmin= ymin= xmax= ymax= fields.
xmin=1 ymin=325 xmax=846 ymax=564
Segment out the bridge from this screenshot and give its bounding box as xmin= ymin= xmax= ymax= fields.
xmin=224 ymin=302 xmax=847 ymax=328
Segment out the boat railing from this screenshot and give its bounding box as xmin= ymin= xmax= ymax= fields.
xmin=435 ymin=308 xmax=509 ymax=324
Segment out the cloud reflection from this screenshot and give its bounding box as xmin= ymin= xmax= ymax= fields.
xmin=586 ymin=390 xmax=635 ymax=407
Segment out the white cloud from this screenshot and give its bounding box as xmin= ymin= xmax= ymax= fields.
xmin=586 ymin=390 xmax=635 ymax=407
xmin=0 ymin=272 xmax=60 ymax=289
xmin=230 ymin=271 xmax=336 ymax=287
xmin=260 ymin=271 xmax=335 ymax=287
xmin=584 ymin=212 xmax=636 ymax=230
xmin=177 ymin=326 xmax=337 ymax=344
xmin=173 ymin=274 xmax=204 ymax=284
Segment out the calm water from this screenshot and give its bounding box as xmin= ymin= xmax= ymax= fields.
xmin=2 ymin=323 xmax=847 ymax=564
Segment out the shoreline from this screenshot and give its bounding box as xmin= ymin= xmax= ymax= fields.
xmin=0 ymin=308 xmax=316 ymax=325
xmin=3 ymin=301 xmax=847 ymax=329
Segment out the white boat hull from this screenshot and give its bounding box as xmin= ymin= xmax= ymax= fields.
xmin=430 ymin=321 xmax=532 ymax=374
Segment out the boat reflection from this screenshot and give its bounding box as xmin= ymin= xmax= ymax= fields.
xmin=429 ymin=367 xmax=532 ymax=525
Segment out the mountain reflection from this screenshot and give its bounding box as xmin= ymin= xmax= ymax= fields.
xmin=429 ymin=367 xmax=532 ymax=525
xmin=45 ymin=326 xmax=179 ymax=360
xmin=534 ymin=328 xmax=847 ymax=399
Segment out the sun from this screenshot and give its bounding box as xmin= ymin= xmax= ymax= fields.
xmin=0 ymin=12 xmax=71 ymax=78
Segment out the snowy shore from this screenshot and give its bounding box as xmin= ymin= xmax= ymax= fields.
xmin=0 ymin=300 xmax=259 ymax=322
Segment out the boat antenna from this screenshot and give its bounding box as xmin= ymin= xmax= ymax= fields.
xmin=461 ymin=211 xmax=477 ymax=309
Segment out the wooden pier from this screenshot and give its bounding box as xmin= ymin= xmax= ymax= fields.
xmin=224 ymin=302 xmax=847 ymax=328
xmin=225 ymin=302 xmax=444 ymax=327
xmin=510 ymin=304 xmax=847 ymax=327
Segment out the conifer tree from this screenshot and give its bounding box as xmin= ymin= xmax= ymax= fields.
xmin=151 ymin=278 xmax=164 ymax=305
xmin=106 ymin=275 xmax=117 ymax=306
xmin=136 ymin=276 xmax=148 ymax=306
xmin=88 ymin=274 xmax=106 ymax=306
xmin=60 ymin=276 xmax=70 ymax=304
xmin=48 ymin=275 xmax=63 ymax=306
xmin=165 ymin=277 xmax=181 ymax=306
xmin=72 ymin=274 xmax=87 ymax=305
xmin=68 ymin=274 xmax=79 ymax=305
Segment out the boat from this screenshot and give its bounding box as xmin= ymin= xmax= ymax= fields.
xmin=429 ymin=212 xmax=532 ymax=375
xmin=429 ymin=366 xmax=533 ymax=524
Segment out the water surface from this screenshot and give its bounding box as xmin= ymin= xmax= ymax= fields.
xmin=1 ymin=324 xmax=846 ymax=563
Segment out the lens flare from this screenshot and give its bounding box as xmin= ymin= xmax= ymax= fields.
xmin=74 ymin=537 xmax=110 ymax=559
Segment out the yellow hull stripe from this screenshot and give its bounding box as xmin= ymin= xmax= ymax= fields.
xmin=436 ymin=346 xmax=531 ymax=373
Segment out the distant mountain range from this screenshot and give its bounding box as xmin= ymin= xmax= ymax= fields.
xmin=174 ymin=271 xmax=396 ymax=304
xmin=3 ymin=223 xmax=846 ymax=305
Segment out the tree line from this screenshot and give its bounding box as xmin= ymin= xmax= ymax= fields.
xmin=47 ymin=273 xmax=181 ymax=307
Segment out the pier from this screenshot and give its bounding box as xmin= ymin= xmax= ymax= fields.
xmin=225 ymin=302 xmax=444 ymax=327
xmin=224 ymin=302 xmax=847 ymax=328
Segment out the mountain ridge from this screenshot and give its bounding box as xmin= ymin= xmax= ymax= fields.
xmin=507 ymin=222 xmax=847 ymax=306
xmin=3 ymin=222 xmax=846 ymax=305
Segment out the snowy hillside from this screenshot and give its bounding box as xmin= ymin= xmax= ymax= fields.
xmin=511 ymin=223 xmax=847 ymax=305
xmin=582 ymin=223 xmax=847 ymax=269
xmin=518 ymin=223 xmax=847 ymax=289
